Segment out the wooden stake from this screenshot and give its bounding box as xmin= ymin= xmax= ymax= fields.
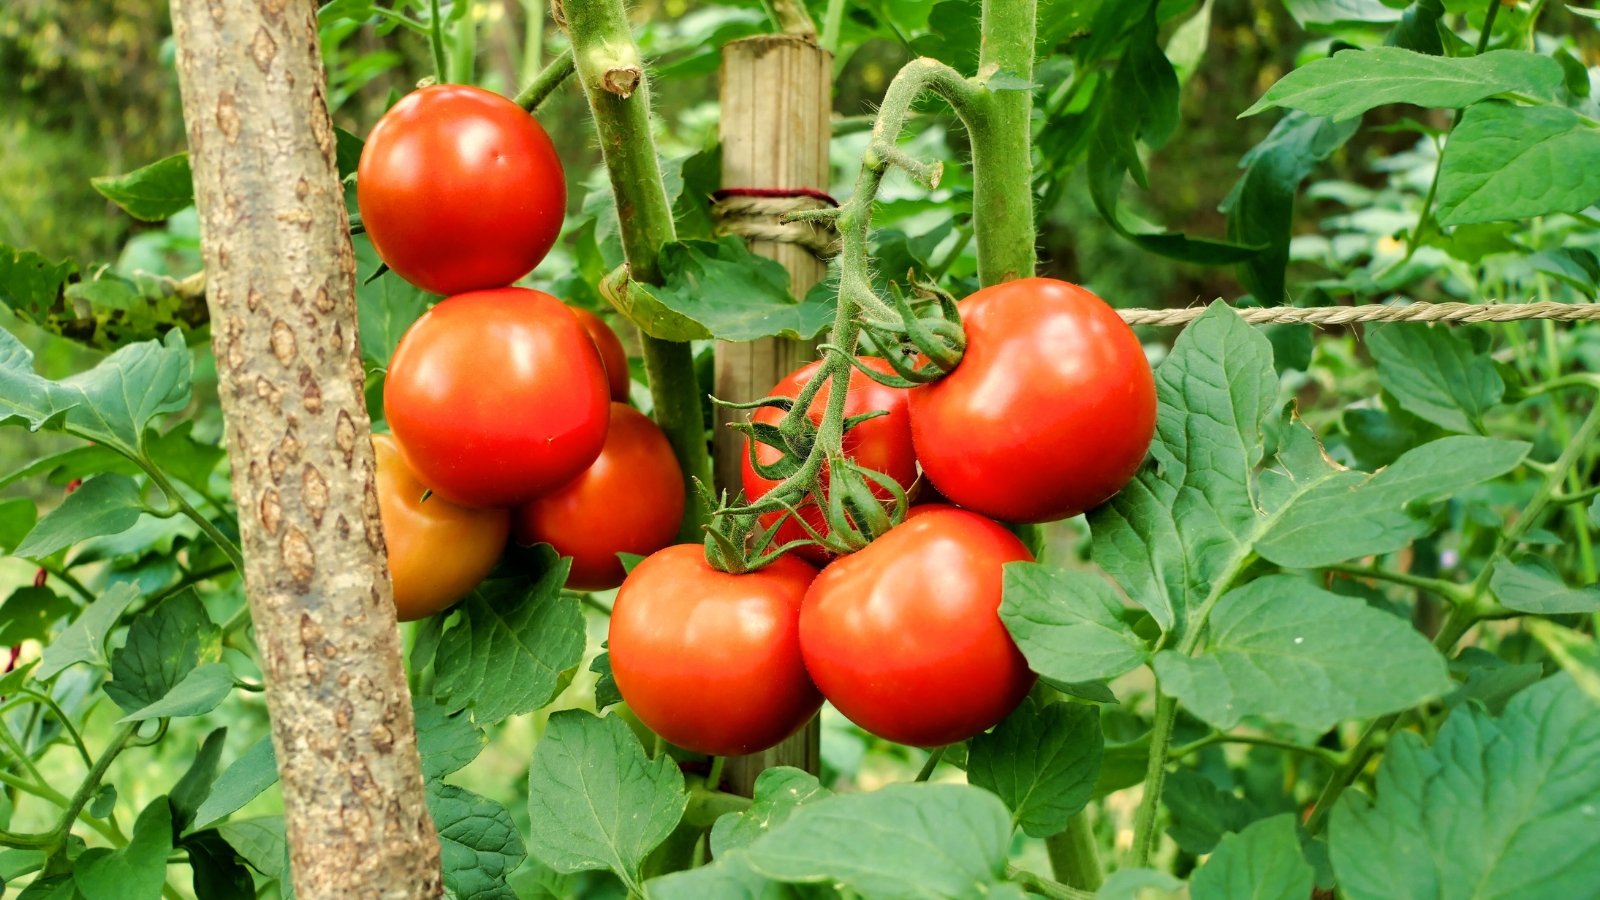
xmin=716 ymin=34 xmax=832 ymax=795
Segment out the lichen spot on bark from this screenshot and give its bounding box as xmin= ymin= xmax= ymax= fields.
xmin=281 ymin=525 xmax=316 ymax=589
xmin=335 ymin=409 xmax=358 ymax=463
xmin=301 ymin=464 xmax=329 ymax=525
xmin=215 ymin=91 xmax=240 ymax=141
xmin=259 ymin=486 xmax=284 ymax=536
xmin=250 ymin=25 xmax=278 ymax=73
xmin=271 ymin=318 xmax=297 ymax=365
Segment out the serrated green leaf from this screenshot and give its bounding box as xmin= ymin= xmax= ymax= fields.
xmin=354 ymin=232 xmax=433 ymax=370
xmin=74 ymin=797 xmax=173 ymax=900
xmin=1368 ymin=322 xmax=1504 ymax=433
xmin=1257 ymin=435 xmax=1528 ymax=569
xmin=710 ymin=767 xmax=831 ymax=856
xmin=1330 ymin=675 xmax=1600 ymax=900
xmin=144 ymin=422 xmax=224 ymax=497
xmin=14 ymin=474 xmax=145 ymax=559
xmin=1243 ymin=48 xmax=1561 ymax=120
xmin=214 ymin=817 xmax=286 ymax=880
xmin=1164 ymin=768 xmax=1260 ymax=854
xmin=627 ymin=238 xmax=833 ymax=342
xmin=1527 ymin=621 xmax=1600 ymax=703
xmin=999 ymin=562 xmax=1148 ymax=684
xmin=1090 ymin=303 xmax=1277 ymax=637
xmin=742 ymin=783 xmax=1013 ymax=898
xmin=428 ymin=783 xmax=527 ymax=900
xmin=91 ymin=153 xmax=195 ymax=221
xmin=590 ymin=651 xmax=621 ymax=711
xmin=414 ymin=696 xmax=486 ymax=780
xmin=1490 ymin=557 xmax=1600 ymax=614
xmin=1445 ymin=648 xmax=1543 ymax=714
xmin=526 ymin=711 xmax=686 ymax=891
xmin=36 ymin=583 xmax=140 ymax=680
xmin=103 ymin=591 xmax=221 ymax=715
xmin=967 ymin=697 xmax=1103 ymax=838
xmin=1190 ymin=815 xmax=1314 ymax=900
xmin=0 ymin=243 xmax=79 ymax=324
xmin=170 ymin=729 xmax=228 ymax=836
xmin=0 ymin=586 xmax=74 ymax=646
xmin=0 ymin=328 xmax=191 ymax=457
xmin=1436 ymin=103 xmax=1600 ymax=226
xmin=432 ymin=556 xmax=586 ymax=726
xmin=117 ymin=662 xmax=234 ymax=723
xmin=1153 ymin=575 xmax=1450 ymax=731
xmin=191 ymin=736 xmax=279 ymax=833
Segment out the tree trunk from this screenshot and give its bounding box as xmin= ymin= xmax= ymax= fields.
xmin=169 ymin=2 xmax=441 ymax=897
xmin=716 ymin=34 xmax=831 ymax=795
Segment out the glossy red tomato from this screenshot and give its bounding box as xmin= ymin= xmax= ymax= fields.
xmin=800 ymin=505 xmax=1035 ymax=746
xmin=513 ymin=403 xmax=684 ymax=591
xmin=908 ymin=278 xmax=1156 ymax=523
xmin=373 ymin=434 xmax=509 ymax=621
xmin=609 ymin=545 xmax=821 ymax=756
xmin=384 ymin=288 xmax=609 ymax=508
xmin=740 ymin=358 xmax=917 ymax=563
xmin=568 ymin=307 xmax=630 ymax=402
xmin=357 ymin=84 xmax=566 ymax=295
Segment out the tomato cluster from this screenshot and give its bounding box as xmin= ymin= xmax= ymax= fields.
xmin=612 ymin=278 xmax=1156 ymax=754
xmin=358 ymin=86 xmax=684 ymax=621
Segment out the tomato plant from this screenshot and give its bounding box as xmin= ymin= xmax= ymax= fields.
xmin=909 ymin=278 xmax=1156 ymax=524
xmin=606 ymin=544 xmax=820 ymax=756
xmin=740 ymin=356 xmax=916 ymax=562
xmin=383 ymin=286 xmax=611 ymax=508
xmin=356 ymin=84 xmax=566 ymax=296
xmin=373 ymin=433 xmax=509 ymax=621
xmin=513 ymin=402 xmax=683 ymax=590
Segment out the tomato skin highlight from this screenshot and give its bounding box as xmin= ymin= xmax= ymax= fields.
xmin=384 ymin=287 xmax=610 ymax=508
xmin=568 ymin=307 xmax=631 ymax=402
xmin=909 ymin=278 xmax=1156 ymax=524
xmin=800 ymin=505 xmax=1036 ymax=747
xmin=357 ymin=84 xmax=566 ymax=295
xmin=740 ymin=357 xmax=917 ymax=563
xmin=373 ymin=433 xmax=510 ymax=621
xmin=513 ymin=403 xmax=684 ymax=591
xmin=608 ymin=545 xmax=822 ymax=756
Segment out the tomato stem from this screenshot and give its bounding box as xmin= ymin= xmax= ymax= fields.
xmin=514 ymin=48 xmax=574 ymax=110
xmin=970 ymin=0 xmax=1038 ymax=285
xmin=913 ymin=745 xmax=946 ymax=782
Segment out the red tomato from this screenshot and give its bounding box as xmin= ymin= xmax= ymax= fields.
xmin=568 ymin=307 xmax=630 ymax=402
xmin=740 ymin=358 xmax=917 ymax=563
xmin=384 ymin=288 xmax=609 ymax=508
xmin=800 ymin=505 xmax=1035 ymax=746
xmin=513 ymin=403 xmax=684 ymax=591
xmin=609 ymin=545 xmax=821 ymax=756
xmin=357 ymin=84 xmax=566 ymax=295
xmin=908 ymin=278 xmax=1156 ymax=523
xmin=373 ymin=434 xmax=509 ymax=621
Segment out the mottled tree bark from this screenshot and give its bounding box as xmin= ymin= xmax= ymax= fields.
xmin=169 ymin=1 xmax=441 ymax=897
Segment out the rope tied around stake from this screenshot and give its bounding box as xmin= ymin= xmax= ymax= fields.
xmin=1117 ymin=299 xmax=1600 ymax=327
xmin=712 ymin=188 xmax=841 ymax=260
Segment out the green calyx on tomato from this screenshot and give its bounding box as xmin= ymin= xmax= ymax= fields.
xmin=384 ymin=287 xmax=611 ymax=509
xmin=908 ymin=277 xmax=1156 ymax=524
xmin=608 ymin=544 xmax=821 ymax=757
xmin=356 ymin=84 xmax=566 ymax=296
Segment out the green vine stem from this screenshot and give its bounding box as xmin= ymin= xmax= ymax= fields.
xmin=0 ymin=722 xmax=136 ymax=852
xmin=514 ymin=48 xmax=574 ymax=110
xmin=968 ymin=0 xmax=1037 ymax=285
xmin=1046 ymin=812 xmax=1103 ymax=893
xmin=560 ymin=0 xmax=714 ymax=539
xmin=428 ymin=0 xmax=448 ymax=82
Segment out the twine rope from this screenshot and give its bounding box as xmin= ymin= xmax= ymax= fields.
xmin=711 ymin=193 xmax=1600 ymax=327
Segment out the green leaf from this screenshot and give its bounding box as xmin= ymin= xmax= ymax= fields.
xmin=1446 ymin=648 xmax=1542 ymax=715
xmin=742 ymin=783 xmax=1014 ymax=898
xmin=648 ymin=852 xmax=801 ymax=900
xmin=1257 ymin=435 xmax=1529 ymax=569
xmin=1098 ymin=868 xmax=1186 ymax=900
xmin=428 ymin=783 xmax=527 ymax=900
xmin=0 ymin=497 xmax=38 ymax=553
xmin=525 ymin=710 xmax=686 ymax=890
xmin=1164 ymin=769 xmax=1259 ymax=854
xmin=117 ymin=662 xmax=235 ymax=723
xmin=74 ymin=798 xmax=174 ymax=900
xmin=0 ymin=586 xmax=74 ymax=646
xmin=0 ymin=660 xmax=36 ymax=697
xmin=1281 ymin=0 xmax=1403 ymax=27
xmin=103 ymin=591 xmax=222 ymax=715
xmin=89 ymin=784 xmax=117 ymax=820
xmin=1190 ymin=815 xmax=1314 ymax=900
xmin=0 ymin=243 xmax=78 ymax=324
xmin=1243 ymin=48 xmax=1562 ymax=120
xmin=334 ymin=127 xmax=364 ymax=180
xmin=414 ymin=696 xmax=487 ymax=780
xmin=354 ymin=232 xmax=433 ymax=370
xmin=1153 ymin=575 xmax=1450 ymax=731
xmin=145 ymin=422 xmax=224 ymax=496
xmin=1330 ymin=675 xmax=1600 ymax=899
xmin=170 ymin=729 xmax=229 ymax=836
xmin=183 ymin=830 xmax=255 ymax=900
xmin=999 ymin=562 xmax=1148 ymax=684
xmin=1435 ymin=103 xmax=1600 ymax=226
xmin=1527 ymin=621 xmax=1600 ymax=704
xmin=0 ymin=445 xmax=141 ymax=493
xmin=36 ymin=583 xmax=140 ymax=680
xmin=192 ymin=736 xmax=279 ymax=832
xmin=1368 ymin=323 xmax=1504 ymax=433
xmin=14 ymin=474 xmax=145 ymax=559
xmin=214 ymin=817 xmax=286 ymax=880
xmin=710 ymin=767 xmax=832 ymax=856
xmin=967 ymin=696 xmax=1103 ymax=838
xmin=1090 ymin=303 xmax=1277 ymax=636
xmin=590 ymin=651 xmax=621 ymax=711
xmin=0 ymin=328 xmax=192 ymax=457
xmin=432 ymin=557 xmax=586 ymax=726
xmin=1491 ymin=557 xmax=1600 ymax=614
xmin=627 ymin=238 xmax=834 ymax=343
xmin=91 ymin=153 xmax=195 ymax=221
xmin=1387 ymin=0 xmax=1445 ymax=55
